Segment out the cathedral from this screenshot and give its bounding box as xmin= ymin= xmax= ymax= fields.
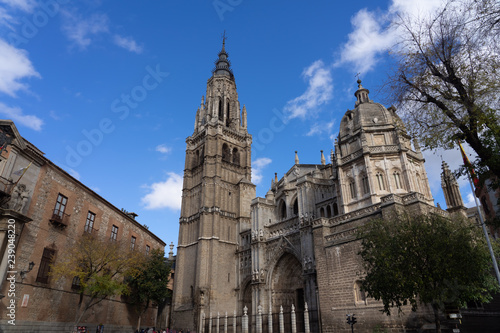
xmin=170 ymin=40 xmax=470 ymax=332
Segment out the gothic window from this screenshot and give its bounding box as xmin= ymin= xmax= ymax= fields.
xmin=226 ymin=101 xmax=230 ymax=127
xmin=195 ymin=150 xmax=199 ymax=167
xmin=361 ymin=174 xmax=370 ymax=195
xmin=415 ymin=173 xmax=422 ymax=192
xmin=218 ymin=97 xmax=223 ymax=119
xmin=279 ymin=200 xmax=287 ymax=220
xmin=293 ymin=198 xmax=298 ymax=216
xmin=319 ymin=207 xmax=325 ymax=217
xmin=326 ymin=205 xmax=332 ymax=218
xmin=200 ymin=146 xmax=205 ymax=164
xmin=376 ymin=172 xmax=386 ymax=191
xmin=232 ymin=148 xmax=239 ymax=165
xmin=222 ymin=144 xmax=230 ymax=162
xmin=349 ymin=179 xmax=356 ymax=199
xmin=354 ymin=280 xmax=367 ymax=304
xmin=393 ymin=171 xmax=402 ymax=189
xmin=333 ymin=202 xmax=339 ymax=216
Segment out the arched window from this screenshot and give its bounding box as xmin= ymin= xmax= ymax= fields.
xmin=361 ymin=174 xmax=370 ymax=195
xmin=279 ymin=200 xmax=287 ymax=220
xmin=326 ymin=205 xmax=332 ymax=218
xmin=232 ymin=148 xmax=239 ymax=165
xmin=354 ymin=280 xmax=366 ymax=304
xmin=218 ymin=98 xmax=223 ymax=119
xmin=200 ymin=146 xmax=204 ymax=164
xmin=293 ymin=198 xmax=298 ymax=216
xmin=333 ymin=202 xmax=339 ymax=216
xmin=393 ymin=171 xmax=402 ymax=189
xmin=376 ymin=172 xmax=386 ymax=191
xmin=194 ymin=150 xmax=199 ymax=168
xmin=319 ymin=207 xmax=325 ymax=217
xmin=222 ymin=144 xmax=230 ymax=162
xmin=226 ymin=101 xmax=230 ymax=127
xmin=349 ymin=179 xmax=356 ymax=199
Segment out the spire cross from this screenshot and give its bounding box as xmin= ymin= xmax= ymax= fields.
xmin=355 ymin=72 xmax=361 ymax=80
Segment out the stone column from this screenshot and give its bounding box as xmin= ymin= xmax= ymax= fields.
xmin=304 ymin=302 xmax=310 ymax=333
xmin=291 ymin=304 xmax=296 ymax=333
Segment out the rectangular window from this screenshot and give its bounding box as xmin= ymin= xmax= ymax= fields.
xmin=146 ymin=245 xmax=150 ymax=255
xmin=36 ymin=248 xmax=55 ymax=284
xmin=84 ymin=211 xmax=95 ymax=233
xmin=110 ymin=225 xmax=118 ymax=241
xmin=53 ymin=194 xmax=68 ymax=218
xmin=130 ymin=236 xmax=136 ymax=250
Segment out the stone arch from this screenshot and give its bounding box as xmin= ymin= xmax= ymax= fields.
xmin=241 ymin=279 xmax=253 ymax=317
xmin=326 ymin=205 xmax=332 ymax=218
xmin=278 ymin=199 xmax=287 ymax=220
xmin=218 ymin=97 xmax=223 ymax=119
xmin=292 ymin=197 xmax=298 ymax=216
xmin=333 ymin=202 xmax=339 ymax=216
xmin=391 ymin=168 xmax=403 ymax=190
xmin=222 ymin=143 xmax=230 ymax=162
xmin=226 ymin=100 xmax=231 ymax=127
xmin=319 ymin=207 xmax=325 ymax=217
xmin=269 ymin=252 xmax=304 ymax=319
xmin=232 ymin=147 xmax=239 ymax=165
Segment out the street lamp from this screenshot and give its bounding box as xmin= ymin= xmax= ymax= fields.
xmin=20 ymin=261 xmax=35 ymax=282
xmin=346 ymin=313 xmax=357 ymax=333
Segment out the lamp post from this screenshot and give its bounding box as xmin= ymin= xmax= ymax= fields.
xmin=20 ymin=261 xmax=35 ymax=282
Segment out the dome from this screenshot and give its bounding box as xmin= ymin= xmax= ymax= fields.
xmin=338 ymin=80 xmax=404 ymax=140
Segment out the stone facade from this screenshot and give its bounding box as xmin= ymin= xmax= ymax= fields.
xmin=171 ymin=43 xmax=499 ymax=333
xmin=0 ymin=120 xmax=166 ymax=332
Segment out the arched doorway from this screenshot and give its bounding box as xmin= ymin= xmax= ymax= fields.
xmin=270 ymin=253 xmax=304 ymax=332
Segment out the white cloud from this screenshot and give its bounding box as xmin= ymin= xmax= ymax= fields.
xmin=337 ymin=9 xmax=396 ymax=73
xmin=113 ymin=35 xmax=142 ymax=54
xmin=284 ymin=60 xmax=333 ymax=120
xmin=155 ymin=144 xmax=171 ymax=154
xmin=252 ymin=157 xmax=272 ymax=185
xmin=141 ymin=172 xmax=183 ymax=210
xmin=464 ymin=192 xmax=477 ymax=208
xmin=0 ymin=102 xmax=43 ymax=130
xmin=0 ymin=0 xmax=37 ymax=12
xmin=337 ymin=0 xmax=445 ymax=73
xmin=0 ymin=39 xmax=40 ymax=97
xmin=307 ymin=120 xmax=335 ymax=137
xmin=62 ymin=12 xmax=109 ymax=49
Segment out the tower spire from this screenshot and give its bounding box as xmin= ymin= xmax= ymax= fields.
xmin=213 ymin=31 xmax=233 ymax=79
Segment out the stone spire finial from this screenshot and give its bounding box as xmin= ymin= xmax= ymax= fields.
xmin=295 ymin=151 xmax=299 ymax=164
xmin=320 ymin=150 xmax=326 ymax=165
xmin=242 ymin=105 xmax=247 ymax=128
xmin=274 ymin=172 xmax=278 ymax=184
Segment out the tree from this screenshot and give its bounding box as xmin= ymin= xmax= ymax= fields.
xmin=358 ymin=212 xmax=499 ymax=333
xmin=127 ymin=248 xmax=171 ymax=331
xmin=387 ymin=0 xmax=500 ymax=182
xmin=50 ymin=234 xmax=142 ymax=327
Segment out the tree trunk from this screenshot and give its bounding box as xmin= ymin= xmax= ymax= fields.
xmin=432 ymin=303 xmax=441 ymax=333
xmin=136 ymin=316 xmax=142 ymax=332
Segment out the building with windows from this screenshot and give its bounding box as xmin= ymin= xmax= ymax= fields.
xmin=170 ymin=41 xmax=500 ymax=333
xmin=0 ymin=120 xmax=166 ymax=332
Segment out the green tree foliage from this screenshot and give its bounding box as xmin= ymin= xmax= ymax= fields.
xmin=128 ymin=248 xmax=171 ymax=330
xmin=387 ymin=0 xmax=500 ymax=181
xmin=50 ymin=234 xmax=142 ymax=327
xmin=358 ymin=212 xmax=499 ymax=333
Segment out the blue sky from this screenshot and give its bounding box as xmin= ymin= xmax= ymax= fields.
xmin=0 ymin=0 xmax=477 ymax=252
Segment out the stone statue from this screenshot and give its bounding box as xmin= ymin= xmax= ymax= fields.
xmin=11 ymin=184 xmax=29 ymax=213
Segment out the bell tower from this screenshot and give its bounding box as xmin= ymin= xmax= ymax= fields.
xmin=171 ymin=38 xmax=255 ymax=331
